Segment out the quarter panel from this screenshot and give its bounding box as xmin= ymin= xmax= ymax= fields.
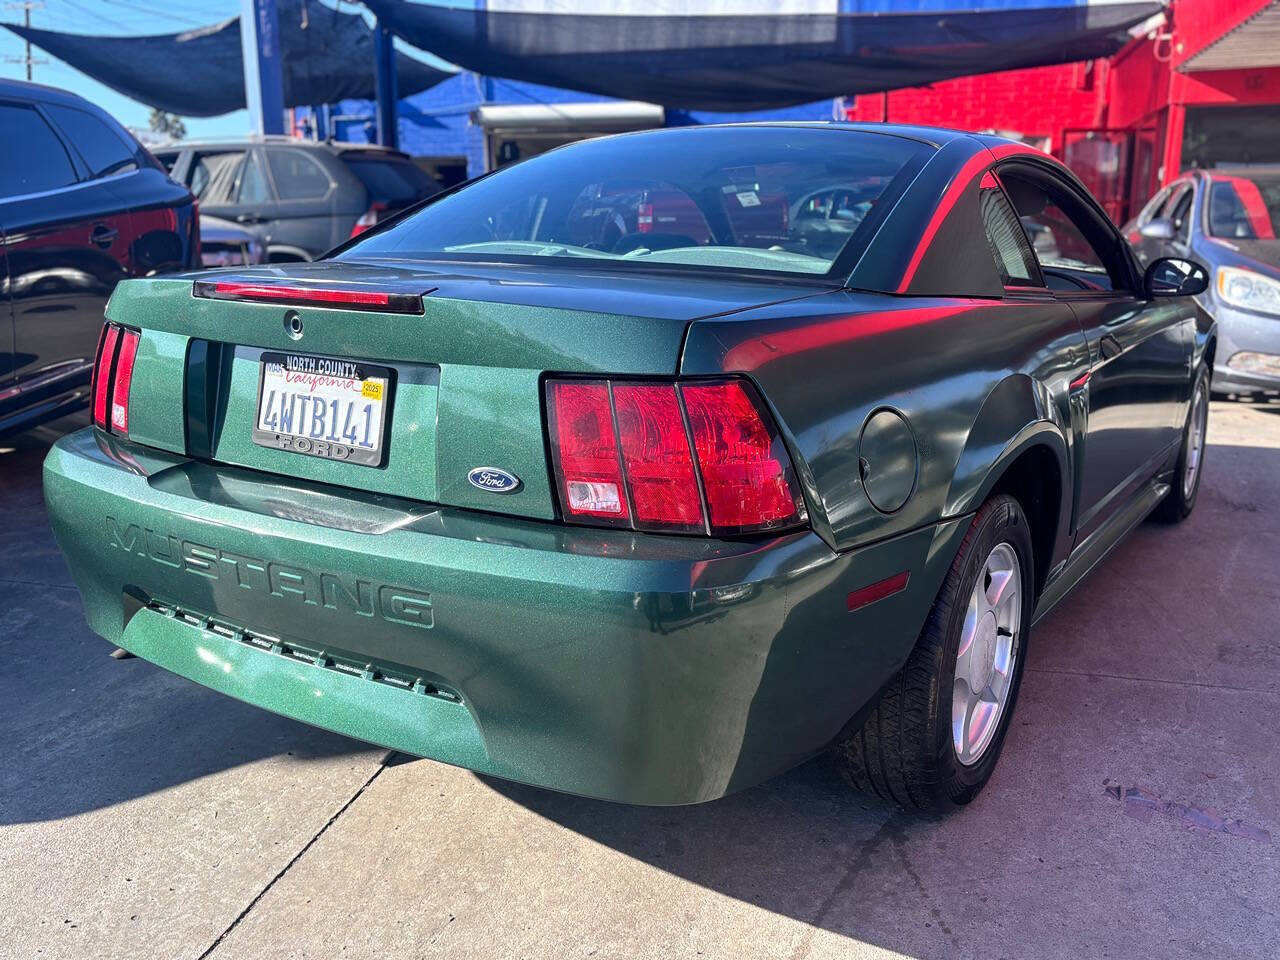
xmin=681 ymin=291 xmax=1089 ymax=552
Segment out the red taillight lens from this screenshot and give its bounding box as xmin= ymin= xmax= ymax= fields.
xmin=613 ymin=384 xmax=703 ymax=531
xmin=637 ymin=202 xmax=654 ymax=233
xmin=682 ymin=381 xmax=802 ymax=533
xmin=547 ymin=381 xmax=629 ymax=523
xmin=91 ymin=322 xmax=140 ymax=435
xmin=546 ymin=377 xmax=806 ymax=536
xmin=92 ymin=324 xmax=120 ymax=429
xmin=110 ymin=329 xmax=140 ymax=433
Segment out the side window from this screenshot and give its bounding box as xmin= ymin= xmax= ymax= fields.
xmin=189 ymin=151 xmax=245 ymax=203
xmin=1002 ymin=172 xmax=1126 ymax=291
xmin=267 ymin=149 xmax=332 ymax=201
xmin=0 ymin=103 xmax=78 ymax=198
xmin=236 ymin=152 xmax=272 ymax=206
xmin=44 ymin=104 xmax=138 ymax=180
xmin=979 ymin=174 xmax=1040 ymax=286
xmin=1169 ymin=187 xmax=1194 ymax=244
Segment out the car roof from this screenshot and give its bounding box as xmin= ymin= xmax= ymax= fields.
xmin=1193 ymin=165 xmax=1280 ymax=178
xmin=157 ymin=136 xmax=410 ymax=157
xmin=0 ymin=76 xmax=101 ymax=109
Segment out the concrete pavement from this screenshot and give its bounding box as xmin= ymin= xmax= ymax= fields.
xmin=2 ymin=402 xmax=1277 ymax=960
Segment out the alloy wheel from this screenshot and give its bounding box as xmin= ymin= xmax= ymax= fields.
xmin=1183 ymin=377 xmax=1208 ymax=501
xmin=952 ymin=542 xmax=1022 ymax=766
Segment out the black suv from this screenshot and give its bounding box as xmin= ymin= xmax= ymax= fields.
xmin=154 ymin=139 xmax=442 ymax=262
xmin=0 ymin=79 xmax=198 ymax=437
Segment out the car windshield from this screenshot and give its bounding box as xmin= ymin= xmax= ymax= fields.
xmin=339 ymin=127 xmax=928 ymax=276
xmin=1207 ymin=173 xmax=1280 ymax=240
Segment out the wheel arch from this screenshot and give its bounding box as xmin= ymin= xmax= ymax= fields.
xmin=266 ymin=245 xmax=313 ymax=263
xmin=945 ymin=374 xmax=1071 ymax=599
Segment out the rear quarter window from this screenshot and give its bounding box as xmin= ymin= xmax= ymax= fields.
xmin=44 ymin=103 xmax=139 ymax=180
xmin=343 ymin=155 xmax=442 ymax=205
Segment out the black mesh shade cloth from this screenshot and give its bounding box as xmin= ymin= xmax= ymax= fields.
xmin=360 ymin=0 xmax=1162 ymax=111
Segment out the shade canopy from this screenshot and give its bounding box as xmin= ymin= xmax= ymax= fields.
xmin=360 ymin=0 xmax=1163 ymax=112
xmin=3 ymin=0 xmax=451 ymax=117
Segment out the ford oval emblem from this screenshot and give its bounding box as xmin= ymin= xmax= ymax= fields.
xmin=468 ymin=466 xmax=521 ymax=494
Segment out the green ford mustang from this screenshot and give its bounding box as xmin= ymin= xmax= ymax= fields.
xmin=44 ymin=124 xmax=1213 ymax=811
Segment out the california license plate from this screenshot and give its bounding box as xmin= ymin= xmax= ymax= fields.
xmin=252 ymin=352 xmax=392 ymax=467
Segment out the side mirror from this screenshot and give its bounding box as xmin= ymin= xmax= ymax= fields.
xmin=1144 ymin=257 xmax=1209 ymax=298
xmin=1139 ymin=218 xmax=1176 ymax=240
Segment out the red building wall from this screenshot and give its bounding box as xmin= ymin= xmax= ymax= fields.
xmin=845 ymin=0 xmax=1280 ymax=221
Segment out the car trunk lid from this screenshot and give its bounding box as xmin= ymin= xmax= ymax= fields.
xmin=107 ymin=260 xmax=830 ymax=521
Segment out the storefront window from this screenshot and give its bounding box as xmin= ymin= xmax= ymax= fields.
xmin=1183 ymin=106 xmax=1280 ymax=169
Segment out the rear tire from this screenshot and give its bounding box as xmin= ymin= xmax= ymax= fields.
xmin=833 ymin=494 xmax=1034 ymax=812
xmin=1154 ymin=364 xmax=1209 ymax=524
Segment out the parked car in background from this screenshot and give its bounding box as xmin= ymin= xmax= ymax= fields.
xmin=198 ymin=214 xmax=265 ymax=268
xmin=47 ymin=124 xmax=1213 ymax=813
xmin=153 ymin=139 xmax=442 ymax=262
xmin=0 ymin=79 xmax=198 ymax=437
xmin=1124 ymin=167 xmax=1280 ymax=397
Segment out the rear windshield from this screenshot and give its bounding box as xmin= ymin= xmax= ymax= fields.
xmin=1207 ymin=173 xmax=1280 ymax=240
xmin=339 ymin=127 xmax=928 ymax=277
xmin=344 ymin=154 xmax=441 ymax=205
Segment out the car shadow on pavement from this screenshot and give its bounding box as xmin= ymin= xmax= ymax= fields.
xmin=1 ymin=420 xmax=369 ymax=826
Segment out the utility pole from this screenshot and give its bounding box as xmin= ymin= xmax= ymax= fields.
xmin=4 ymin=1 xmax=46 ymax=81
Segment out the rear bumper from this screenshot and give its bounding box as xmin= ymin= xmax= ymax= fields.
xmin=45 ymin=428 xmax=967 ymax=804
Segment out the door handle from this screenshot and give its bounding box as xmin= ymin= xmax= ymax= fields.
xmin=235 ymin=214 xmax=265 ymax=224
xmin=1099 ymin=334 xmax=1123 ymax=361
xmin=90 ymin=224 xmax=119 ymax=249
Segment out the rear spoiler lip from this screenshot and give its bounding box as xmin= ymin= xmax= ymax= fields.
xmin=192 ymin=279 xmax=425 ymax=315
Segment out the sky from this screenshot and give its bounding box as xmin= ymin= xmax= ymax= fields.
xmin=0 ymin=0 xmax=251 ymax=137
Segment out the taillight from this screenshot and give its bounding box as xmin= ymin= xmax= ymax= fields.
xmin=92 ymin=324 xmax=119 ymax=428
xmin=91 ymin=322 xmax=139 ymax=435
xmin=682 ymin=381 xmax=800 ymax=532
xmin=547 ymin=381 xmax=629 ymax=524
xmin=546 ymin=378 xmax=806 ymax=536
xmin=614 ymin=384 xmax=703 ymax=531
xmin=350 ymin=201 xmax=389 ymax=238
xmin=637 ymin=201 xmax=654 ymax=234
xmin=111 ymin=329 xmax=139 ymax=432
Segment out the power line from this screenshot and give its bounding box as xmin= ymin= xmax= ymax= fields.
xmin=98 ymin=0 xmax=206 ymax=26
xmin=57 ymin=0 xmax=130 ymax=31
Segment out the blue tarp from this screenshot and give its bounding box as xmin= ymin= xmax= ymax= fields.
xmin=3 ymin=0 xmax=450 ymax=117
xmin=317 ymin=74 xmax=844 ymax=178
xmin=360 ymin=0 xmax=1163 ymax=112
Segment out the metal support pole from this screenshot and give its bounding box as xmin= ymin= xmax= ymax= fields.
xmin=374 ymin=19 xmax=399 ymax=150
xmin=240 ymin=0 xmax=285 ymax=136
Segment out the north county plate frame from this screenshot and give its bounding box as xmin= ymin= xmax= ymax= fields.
xmin=251 ymin=351 xmax=395 ymax=468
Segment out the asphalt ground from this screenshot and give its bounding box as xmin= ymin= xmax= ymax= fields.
xmin=2 ymin=400 xmax=1277 ymax=960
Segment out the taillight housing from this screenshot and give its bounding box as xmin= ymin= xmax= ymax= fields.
xmin=91 ymin=322 xmax=140 ymax=435
xmin=546 ymin=377 xmax=807 ymax=537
